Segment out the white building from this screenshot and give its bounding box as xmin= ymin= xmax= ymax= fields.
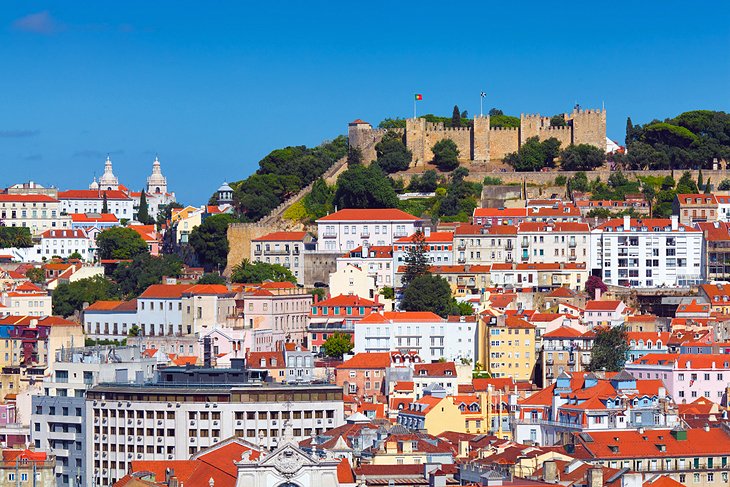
xmin=0 ymin=194 xmax=70 ymax=236
xmin=590 ymin=215 xmax=704 ymax=287
xmin=393 ymin=230 xmax=453 ymax=266
xmin=1 ymin=282 xmax=52 ymax=316
xmin=353 ymin=311 xmax=477 ymax=363
xmin=136 ymin=284 xmax=189 ymax=337
xmin=583 ymin=300 xmax=628 ymax=329
xmin=40 ymin=228 xmax=94 ymax=260
xmin=316 ymin=208 xmax=420 ymax=253
xmin=251 ymin=231 xmax=313 ymax=285
xmin=336 ymin=244 xmax=394 ymax=290
xmin=85 ymin=383 xmax=344 ymax=486
xmin=58 ymin=190 xmax=134 ymax=221
xmin=83 ymin=300 xmax=139 ymax=341
xmin=517 ymin=222 xmax=590 ymax=264
xmin=453 ymin=224 xmax=517 ymax=266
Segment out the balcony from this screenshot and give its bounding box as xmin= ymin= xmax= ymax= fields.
xmin=521 ymin=240 xmax=529 ymax=248
xmin=360 ymin=232 xmax=370 ymax=238
xmin=393 ymin=231 xmax=409 ymax=238
xmin=569 ymin=254 xmax=577 ymax=261
xmin=569 ymin=240 xmax=577 ymax=248
xmin=506 ymin=242 xmax=514 ymax=251
xmin=458 ymin=257 xmax=466 ymax=264
xmin=457 ymin=243 xmax=467 ymax=251
xmin=321 ymin=232 xmax=336 ymax=239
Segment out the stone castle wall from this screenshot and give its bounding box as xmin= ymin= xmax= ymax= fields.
xmin=349 ymin=108 xmax=606 ymax=165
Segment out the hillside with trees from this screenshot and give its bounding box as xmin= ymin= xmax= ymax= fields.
xmin=622 ymin=110 xmax=730 ymax=169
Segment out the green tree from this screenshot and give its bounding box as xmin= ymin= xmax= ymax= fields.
xmin=719 ymin=179 xmax=730 ymax=191
xmin=102 ymin=193 xmax=109 ymax=214
xmin=560 ymin=144 xmax=606 ymax=171
xmin=137 ymin=190 xmax=153 ymax=224
xmin=112 ymin=254 xmax=183 ymax=297
xmin=347 ymin=146 xmax=363 ymax=166
xmin=483 ymin=176 xmax=503 ymax=186
xmin=334 ymin=164 xmax=399 ymax=209
xmin=705 ymin=177 xmax=712 ymax=194
xmin=488 ymin=108 xmax=503 ymax=116
xmin=570 ymin=172 xmax=590 ymax=192
xmin=408 ymin=170 xmax=439 ymax=192
xmin=188 ymin=213 xmax=238 ymax=272
xmin=550 ymin=115 xmax=566 ymax=127
xmin=402 ymin=230 xmax=430 ymax=288
xmin=198 ymin=273 xmax=226 ymax=285
xmin=156 ymin=202 xmax=184 ymax=228
xmin=128 ymin=324 xmax=141 ymax=337
xmin=625 ymin=117 xmax=635 ymax=145
xmin=321 ymin=332 xmax=354 ymax=359
xmin=378 ymin=118 xmax=407 ymax=129
xmin=303 ymin=178 xmax=334 ymax=219
xmin=310 ymin=288 xmax=326 ymax=301
xmin=374 ymin=131 xmax=412 ymax=173
xmin=676 ymin=171 xmax=699 ymax=193
xmin=661 ymin=176 xmax=676 ymax=190
xmin=52 ymin=275 xmax=120 ymax=317
xmin=457 ymin=301 xmax=474 ymax=316
xmin=25 ymin=267 xmax=45 ymax=284
xmin=400 ymin=274 xmax=458 ymax=318
xmin=697 ymin=169 xmax=704 ymax=192
xmin=96 ymin=227 xmax=148 ymax=260
xmin=587 ymin=326 xmax=630 ymax=372
xmin=505 ymin=137 xmax=561 ymax=172
xmin=452 ymin=105 xmax=461 ymax=128
xmin=642 ymin=184 xmax=656 ymax=217
xmin=0 ymin=228 xmax=33 ymax=248
xmin=380 ymin=287 xmax=395 ymax=300
xmin=431 ymin=139 xmax=460 ymax=172
xmin=230 ymin=259 xmax=296 ymax=284
xmin=68 ymin=251 xmax=83 ymax=261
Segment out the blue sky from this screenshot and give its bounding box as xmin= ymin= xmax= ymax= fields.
xmin=1 ymin=2 xmax=728 ymax=203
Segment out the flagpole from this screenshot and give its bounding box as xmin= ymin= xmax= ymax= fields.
xmin=480 ymin=95 xmax=483 ymax=117
xmin=413 ymin=97 xmax=416 ymax=119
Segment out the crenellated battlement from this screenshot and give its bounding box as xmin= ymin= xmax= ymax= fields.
xmin=349 ymin=106 xmax=606 ymax=165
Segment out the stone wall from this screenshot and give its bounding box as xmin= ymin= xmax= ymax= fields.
xmin=303 ymin=252 xmax=340 ymax=287
xmin=489 ymin=128 xmax=520 ymax=160
xmin=225 ymin=222 xmax=303 ymax=276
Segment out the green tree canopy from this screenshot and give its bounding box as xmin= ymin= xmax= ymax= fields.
xmin=112 ymin=254 xmax=183 ymax=297
xmin=0 ymin=227 xmax=33 ymax=248
xmin=452 ymin=105 xmax=461 ymax=128
xmin=321 ymin=332 xmax=354 ymax=359
xmin=587 ymin=326 xmax=630 ymax=372
xmin=401 ymin=230 xmax=430 ymax=288
xmin=560 ymin=144 xmax=606 ymax=171
xmin=137 ymin=191 xmax=154 ymax=225
xmin=375 ymin=131 xmax=412 ymax=173
xmin=407 ymin=170 xmax=439 ymax=193
xmin=156 ymin=202 xmax=184 ymax=228
xmin=230 ymin=259 xmax=297 ymax=284
xmin=52 ymin=275 xmax=120 ymax=317
xmin=188 ymin=213 xmax=238 ymax=272
xmin=431 ymin=139 xmax=460 ymax=172
xmin=333 ymin=164 xmax=399 ymax=209
xmin=676 ymin=171 xmax=699 ymax=193
xmin=198 ymin=273 xmax=227 ymax=285
xmin=25 ymin=267 xmax=45 ymax=284
xmin=347 ymin=146 xmax=363 ymax=166
xmin=505 ymin=137 xmax=562 ymax=172
xmin=400 ymin=274 xmax=458 ymax=318
xmin=96 ymin=227 xmax=149 ymax=260
xmin=550 ymin=115 xmax=566 ymax=127
xmin=303 ymin=178 xmax=334 ymax=220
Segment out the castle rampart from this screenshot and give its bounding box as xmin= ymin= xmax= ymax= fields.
xmin=349 ymin=107 xmax=606 ymax=166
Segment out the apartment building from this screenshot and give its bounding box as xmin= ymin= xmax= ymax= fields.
xmin=482 ymin=315 xmax=536 ymax=381
xmin=241 ymin=285 xmax=312 ymax=349
xmin=180 ymin=284 xmax=237 ymax=335
xmin=336 ymin=244 xmax=395 ymax=290
xmin=85 ymin=382 xmax=344 ymax=486
xmin=0 ymin=194 xmax=69 ymax=236
xmin=316 ymin=208 xmax=420 ymax=252
xmin=83 ymin=300 xmax=138 ymax=341
xmin=393 ymin=230 xmax=453 ymax=266
xmin=58 ymin=190 xmax=134 ymax=221
xmin=590 ymin=216 xmax=704 ymax=287
xmin=353 ymin=312 xmax=477 ymax=363
xmin=0 ymin=282 xmax=52 ymax=317
xmin=39 ymin=228 xmax=94 ymax=261
xmin=697 ymin=221 xmax=730 ymax=281
xmin=517 ymin=222 xmax=590 ymax=265
xmin=251 ymin=231 xmax=314 ymax=284
xmin=309 ymin=294 xmax=382 ymax=354
xmin=31 ymin=346 xmax=157 ymax=487
xmin=453 ymin=224 xmax=517 ymax=266
xmin=625 ymin=353 xmax=730 ymax=404
xmin=673 ymin=193 xmax=719 ymax=225
xmin=583 ymin=300 xmax=628 ymax=329
xmin=488 ymin=262 xmax=588 ymax=292
xmin=540 ymin=325 xmax=594 ymax=384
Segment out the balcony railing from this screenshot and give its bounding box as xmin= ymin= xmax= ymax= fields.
xmin=321 ymin=232 xmax=336 ymax=238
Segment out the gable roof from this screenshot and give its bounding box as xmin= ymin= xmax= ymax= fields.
xmin=317 ymin=208 xmax=419 ymax=222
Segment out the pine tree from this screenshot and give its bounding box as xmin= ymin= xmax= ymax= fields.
xmin=705 ymin=177 xmax=712 ymax=194
xmin=451 ymin=105 xmax=461 ymax=128
xmin=101 ymin=193 xmax=109 ymax=214
xmin=137 ymin=190 xmax=152 ymax=224
xmin=402 ymin=229 xmax=430 ymax=288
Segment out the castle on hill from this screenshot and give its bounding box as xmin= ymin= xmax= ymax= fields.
xmin=348 ymin=107 xmax=606 ymax=165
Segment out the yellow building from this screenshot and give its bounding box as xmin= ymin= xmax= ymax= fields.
xmin=396 ymin=391 xmax=512 ymax=439
xmin=364 ymin=432 xmax=456 ymax=465
xmin=483 ymin=315 xmax=536 ymax=381
xmin=171 ymin=205 xmax=204 ymax=244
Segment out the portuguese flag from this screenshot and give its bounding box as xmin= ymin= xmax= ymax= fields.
xmin=414 ymin=94 xmax=423 ymax=100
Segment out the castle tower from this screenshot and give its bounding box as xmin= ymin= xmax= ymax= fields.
xmin=98 ymin=156 xmax=119 ymax=191
xmin=405 ymin=117 xmax=427 ymax=165
xmin=569 ymin=108 xmax=607 ymax=150
xmin=519 ymin=114 xmax=550 ymax=146
xmin=146 ymin=155 xmax=168 ymax=195
xmin=473 ymin=115 xmax=491 ymax=162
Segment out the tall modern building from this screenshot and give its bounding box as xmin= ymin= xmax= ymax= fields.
xmin=31 ymin=346 xmax=157 ymax=487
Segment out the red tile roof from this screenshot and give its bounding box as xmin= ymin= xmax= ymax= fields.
xmin=58 ymin=189 xmax=131 ymax=200
xmin=336 ymin=352 xmax=392 ymax=369
xmin=574 ymin=428 xmax=730 ymax=459
xmin=0 ymin=194 xmax=57 ymax=203
xmin=70 ymin=212 xmax=119 ymax=223
xmin=315 ymin=294 xmax=378 ymax=308
xmin=473 ymin=208 xmax=527 ymax=218
xmin=518 ymin=222 xmax=589 ymax=232
xmin=395 ymin=231 xmax=453 ymax=243
xmin=138 ymin=284 xmax=192 ymax=299
xmin=317 ymin=208 xmax=419 ymax=222
xmin=358 ymin=311 xmax=443 ymax=323
xmin=542 ymin=325 xmax=585 ymax=339
xmin=595 ymin=218 xmax=699 ymax=233
xmin=41 ymin=229 xmax=88 ymax=239
xmin=414 ymin=362 xmax=457 ymax=377
xmin=585 ymin=300 xmax=623 ymax=312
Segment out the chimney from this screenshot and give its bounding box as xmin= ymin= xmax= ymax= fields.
xmin=671 ymin=214 xmax=679 ymax=231
xmin=587 ymin=468 xmax=603 ymax=487
xmin=623 ymin=215 xmax=630 ymax=230
xmin=543 ymin=460 xmax=558 ymax=483
xmin=424 ymin=227 xmax=431 ymax=237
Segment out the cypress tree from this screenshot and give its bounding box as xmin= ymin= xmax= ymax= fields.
xmin=101 ymin=193 xmax=109 ymax=214
xmin=402 ymin=229 xmax=430 ymax=288
xmin=138 ymin=190 xmax=152 ymax=224
xmin=705 ymin=178 xmax=712 ymax=194
xmin=698 ymin=169 xmax=704 ymax=192
xmin=625 ymin=117 xmax=634 ymax=145
xmin=451 ymin=105 xmax=461 ymax=128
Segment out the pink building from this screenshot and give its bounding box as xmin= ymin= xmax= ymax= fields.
xmin=625 ymin=353 xmax=730 ymax=405
xmin=240 ymin=285 xmax=311 ymax=350
xmin=583 ymin=300 xmax=628 ymax=329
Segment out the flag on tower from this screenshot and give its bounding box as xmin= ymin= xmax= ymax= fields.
xmin=414 ymin=94 xmax=423 ymax=100
xmin=480 ymin=91 xmax=486 ymax=98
